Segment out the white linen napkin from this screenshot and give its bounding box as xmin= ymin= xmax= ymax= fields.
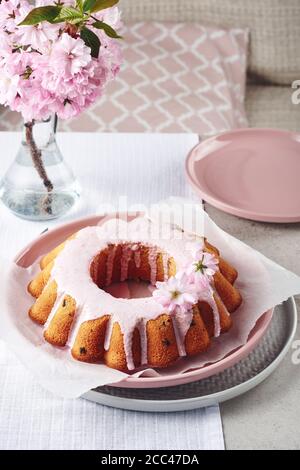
xmin=0 ymin=343 xmax=223 ymax=450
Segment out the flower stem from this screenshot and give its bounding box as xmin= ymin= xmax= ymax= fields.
xmin=25 ymin=120 xmax=53 ymax=215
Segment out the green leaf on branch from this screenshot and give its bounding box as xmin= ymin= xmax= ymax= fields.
xmin=82 ymin=0 xmax=95 ymax=12
xmin=92 ymin=20 xmax=122 ymax=38
xmin=83 ymin=0 xmax=119 ymax=14
xmin=80 ymin=26 xmax=101 ymax=58
xmin=51 ymin=6 xmax=84 ymax=24
xmin=18 ymin=6 xmax=62 ymax=26
xmin=76 ymin=0 xmax=84 ymax=12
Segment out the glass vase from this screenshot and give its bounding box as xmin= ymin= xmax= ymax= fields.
xmin=0 ymin=114 xmax=80 ymax=221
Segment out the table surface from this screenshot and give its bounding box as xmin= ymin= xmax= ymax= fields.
xmin=0 ymin=131 xmax=299 ymax=450
xmin=205 ymin=206 xmax=300 ymax=450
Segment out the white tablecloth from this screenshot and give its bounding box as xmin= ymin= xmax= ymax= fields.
xmin=0 ymin=132 xmax=224 ymax=450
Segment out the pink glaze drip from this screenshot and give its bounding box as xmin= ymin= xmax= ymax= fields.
xmin=134 ymin=249 xmax=141 ymax=269
xmin=43 ymin=290 xmax=65 ymax=330
xmin=104 ymin=311 xmax=148 ymax=371
xmin=45 ymin=218 xmax=222 ymax=371
xmin=199 ymin=291 xmax=221 ymax=337
xmin=148 ymin=246 xmax=157 ymax=285
xmin=106 ymin=245 xmax=117 ymax=286
xmin=120 ymin=245 xmax=132 ymax=282
xmin=105 ymin=317 xmax=137 ymax=371
xmin=171 ymin=308 xmax=194 ymax=356
xmin=123 ymin=327 xmax=135 ymax=370
xmin=162 ymin=252 xmax=169 ymax=281
xmin=104 ymin=317 xmax=113 ymax=352
xmin=138 ymin=319 xmax=148 ymax=365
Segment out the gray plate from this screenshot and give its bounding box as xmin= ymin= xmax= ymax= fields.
xmin=83 ymin=297 xmax=297 ymax=412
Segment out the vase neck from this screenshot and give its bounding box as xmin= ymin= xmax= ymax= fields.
xmin=23 ymin=114 xmax=57 ymax=149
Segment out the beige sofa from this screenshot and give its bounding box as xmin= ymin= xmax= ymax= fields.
xmin=120 ymin=0 xmax=300 ymax=131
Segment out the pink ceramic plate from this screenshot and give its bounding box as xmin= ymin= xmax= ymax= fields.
xmin=15 ymin=213 xmax=273 ymax=389
xmin=186 ymin=128 xmax=300 ymax=223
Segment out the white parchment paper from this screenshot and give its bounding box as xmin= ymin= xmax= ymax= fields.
xmin=0 ymin=199 xmax=299 ymax=398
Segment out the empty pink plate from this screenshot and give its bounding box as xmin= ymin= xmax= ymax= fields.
xmin=15 ymin=213 xmax=273 ymax=389
xmin=186 ymin=128 xmax=300 ymax=223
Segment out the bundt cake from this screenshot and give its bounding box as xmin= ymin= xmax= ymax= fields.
xmin=27 ymin=217 xmax=242 ymax=372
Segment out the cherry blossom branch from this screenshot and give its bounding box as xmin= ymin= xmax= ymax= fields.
xmin=25 ymin=121 xmax=53 ymax=215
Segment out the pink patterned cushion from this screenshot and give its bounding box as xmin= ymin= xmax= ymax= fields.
xmin=0 ymin=22 xmax=249 ymax=134
xmin=63 ymin=22 xmax=248 ymax=134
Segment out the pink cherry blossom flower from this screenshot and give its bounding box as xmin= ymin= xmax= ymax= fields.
xmin=153 ymin=272 xmax=198 ymax=315
xmin=191 ymin=272 xmax=214 ymax=296
xmin=0 ymin=0 xmax=23 ymax=33
xmin=188 ymin=241 xmax=204 ymax=259
xmin=53 ymin=96 xmax=82 ymax=120
xmin=0 ymin=33 xmax=13 ymax=64
xmin=187 ymin=251 xmax=219 ymax=280
xmin=0 ymin=67 xmax=19 ymax=104
xmin=50 ymin=33 xmax=91 ymax=77
xmin=17 ymin=22 xmax=58 ymax=53
xmin=16 ymin=3 xmax=59 ymax=52
xmin=0 ymin=49 xmax=36 ymax=106
xmin=99 ymin=6 xmax=122 ymax=29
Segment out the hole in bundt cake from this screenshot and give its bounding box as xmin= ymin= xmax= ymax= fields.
xmin=90 ymin=242 xmax=175 ymax=299
xmin=105 ymin=280 xmax=153 ymax=299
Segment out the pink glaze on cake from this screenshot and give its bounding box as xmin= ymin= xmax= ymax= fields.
xmin=133 ymin=247 xmax=141 ymax=269
xmin=120 ymin=245 xmax=133 ymax=282
xmin=106 ymin=245 xmax=117 ymax=286
xmin=162 ymin=252 xmax=169 ymax=281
